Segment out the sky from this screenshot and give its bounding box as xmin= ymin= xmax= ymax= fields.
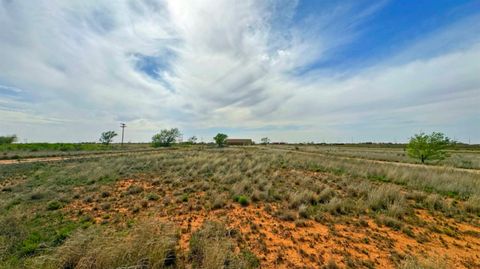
xmin=1 ymin=0 xmax=479 ymax=143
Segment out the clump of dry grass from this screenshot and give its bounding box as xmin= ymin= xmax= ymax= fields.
xmin=465 ymin=195 xmax=480 ymax=215
xmin=189 ymin=221 xmax=258 ymax=269
xmin=34 ymin=220 xmax=179 ymax=269
xmin=398 ymin=255 xmax=448 ymax=269
xmin=318 ymin=187 xmax=336 ymax=203
xmin=368 ymin=185 xmax=405 ymax=213
xmin=322 ymin=197 xmax=353 ymax=215
xmin=289 ymin=190 xmax=318 ymax=209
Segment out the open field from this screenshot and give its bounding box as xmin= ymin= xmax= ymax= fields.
xmin=279 ymin=145 xmax=480 ymax=170
xmin=1 ymin=146 xmax=480 ymax=268
xmin=0 ymin=143 xmax=154 ymax=160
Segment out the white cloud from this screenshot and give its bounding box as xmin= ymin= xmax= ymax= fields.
xmin=0 ymin=0 xmax=478 ymax=143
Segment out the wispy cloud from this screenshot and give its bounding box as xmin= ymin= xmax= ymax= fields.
xmin=0 ymin=0 xmax=478 ymax=142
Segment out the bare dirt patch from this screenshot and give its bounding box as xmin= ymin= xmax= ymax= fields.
xmin=63 ymin=178 xmax=480 ymax=268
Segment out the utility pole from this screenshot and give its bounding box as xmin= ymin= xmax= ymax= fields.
xmin=120 ymin=123 xmax=126 ymax=146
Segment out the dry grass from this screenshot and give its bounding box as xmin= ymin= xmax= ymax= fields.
xmin=1 ymin=146 xmax=480 ymax=268
xmin=398 ymin=255 xmax=448 ymax=269
xmin=31 ymin=220 xmax=179 ymax=269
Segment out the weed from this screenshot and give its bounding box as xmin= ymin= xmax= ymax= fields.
xmin=46 ymin=201 xmax=62 ymax=211
xmin=126 ymin=185 xmax=143 ymax=195
xmin=145 ymin=192 xmax=160 ymax=201
xmin=234 ymin=195 xmax=249 ymax=206
xmin=465 ymin=195 xmax=480 ymax=215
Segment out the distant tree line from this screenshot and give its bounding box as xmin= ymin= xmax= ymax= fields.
xmin=2 ymin=130 xmax=467 ymax=166
xmin=0 ymin=135 xmax=17 ymax=145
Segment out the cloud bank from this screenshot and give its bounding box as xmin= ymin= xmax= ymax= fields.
xmin=0 ymin=0 xmax=479 ymax=143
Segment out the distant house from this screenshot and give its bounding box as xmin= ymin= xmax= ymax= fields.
xmin=225 ymin=139 xmax=253 ymax=146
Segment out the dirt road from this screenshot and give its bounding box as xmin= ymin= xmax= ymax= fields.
xmin=0 ymin=148 xmax=167 ymax=165
xmin=263 ymin=147 xmax=480 ymax=175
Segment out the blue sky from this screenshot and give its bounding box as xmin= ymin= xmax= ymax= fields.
xmin=1 ymin=0 xmax=479 ymax=143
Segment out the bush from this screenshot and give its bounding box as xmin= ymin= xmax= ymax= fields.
xmin=126 ymin=185 xmax=144 ymax=195
xmin=0 ymin=135 xmax=17 ymax=145
xmin=47 ymin=200 xmax=62 ymax=211
xmin=234 ymin=195 xmax=249 ymax=206
xmin=145 ymin=193 xmax=160 ymax=201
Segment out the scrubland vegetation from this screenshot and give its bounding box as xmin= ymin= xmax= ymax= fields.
xmin=287 ymin=145 xmax=480 ymax=169
xmin=0 ymin=143 xmax=153 ymax=160
xmin=1 ymin=145 xmax=479 ymax=268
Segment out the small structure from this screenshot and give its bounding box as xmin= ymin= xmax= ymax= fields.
xmin=225 ymin=139 xmax=253 ymax=146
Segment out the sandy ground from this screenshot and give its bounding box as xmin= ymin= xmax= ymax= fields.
xmin=64 ymin=178 xmax=480 ymax=269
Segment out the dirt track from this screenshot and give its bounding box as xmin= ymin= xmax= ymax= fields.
xmin=2 ymin=146 xmax=480 ymax=176
xmin=263 ymin=147 xmax=480 ymax=175
xmin=0 ymin=148 xmax=167 ymax=165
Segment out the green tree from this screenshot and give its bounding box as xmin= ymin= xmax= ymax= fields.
xmin=261 ymin=137 xmax=270 ymax=145
xmin=0 ymin=135 xmax=17 ymax=145
xmin=188 ymin=136 xmax=198 ymax=144
xmin=406 ymin=132 xmax=452 ymax=163
xmin=152 ymin=128 xmax=181 ymax=147
xmin=213 ymin=133 xmax=228 ymax=147
xmin=99 ymin=131 xmax=117 ymax=145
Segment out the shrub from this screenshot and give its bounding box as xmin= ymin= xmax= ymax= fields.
xmin=234 ymin=195 xmax=249 ymax=206
xmin=145 ymin=193 xmax=160 ymax=201
xmin=126 ymin=185 xmax=144 ymax=195
xmin=0 ymin=135 xmax=17 ymax=145
xmin=47 ymin=200 xmax=62 ymax=211
xmin=100 ymin=202 xmax=111 ymax=210
xmin=30 ymin=191 xmax=46 ymax=200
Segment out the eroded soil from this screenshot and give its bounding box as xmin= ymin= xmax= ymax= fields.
xmin=63 ymin=178 xmax=480 ymax=269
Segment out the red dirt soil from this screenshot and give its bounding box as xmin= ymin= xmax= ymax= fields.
xmin=64 ymin=179 xmax=480 ymax=269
